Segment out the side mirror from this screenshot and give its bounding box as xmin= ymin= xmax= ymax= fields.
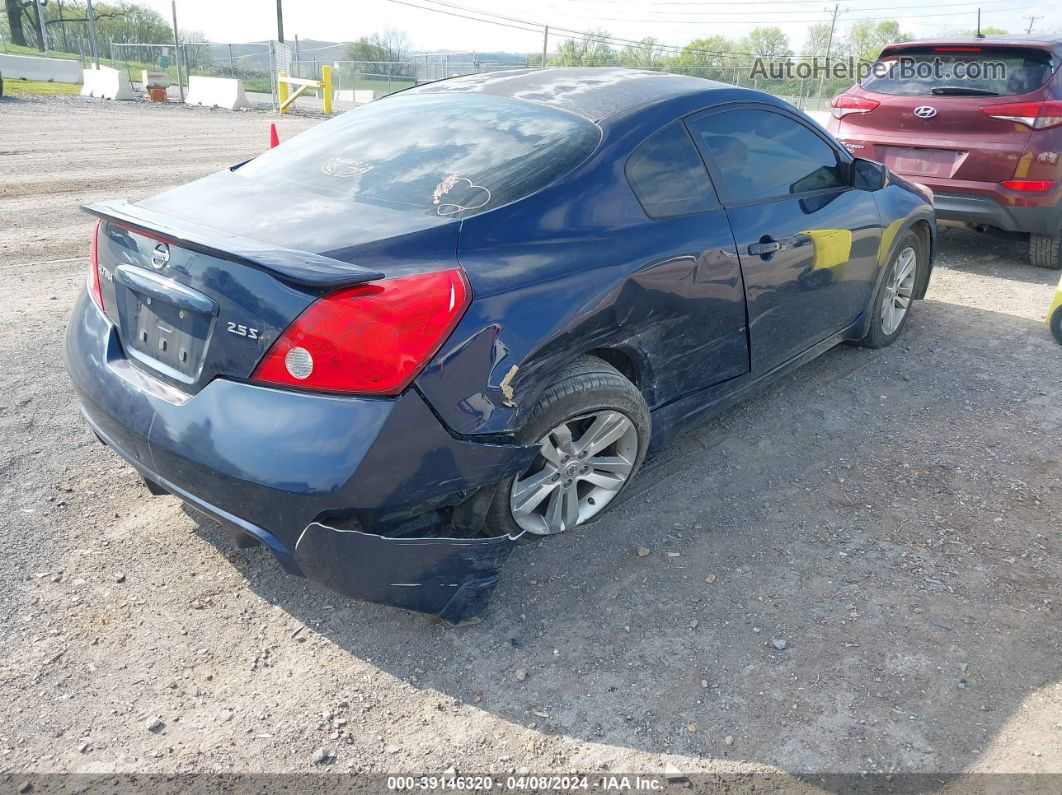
xmin=852 ymin=158 xmax=888 ymax=191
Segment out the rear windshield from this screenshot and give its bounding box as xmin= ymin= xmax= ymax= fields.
xmin=238 ymin=93 xmax=601 ymax=217
xmin=860 ymin=46 xmax=1055 ymax=97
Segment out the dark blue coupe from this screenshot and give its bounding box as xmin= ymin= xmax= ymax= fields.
xmin=65 ymin=68 xmax=935 ymax=621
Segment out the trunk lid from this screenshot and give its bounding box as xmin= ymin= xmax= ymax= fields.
xmin=89 ymin=171 xmax=460 ymax=395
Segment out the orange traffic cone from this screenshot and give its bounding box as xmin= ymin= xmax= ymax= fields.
xmin=269 ymin=123 xmax=280 ymax=149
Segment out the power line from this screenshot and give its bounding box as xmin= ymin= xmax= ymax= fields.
xmin=405 ymin=0 xmax=1042 ymax=31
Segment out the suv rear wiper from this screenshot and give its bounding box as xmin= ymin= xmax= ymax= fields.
xmin=929 ymin=86 xmax=999 ymax=96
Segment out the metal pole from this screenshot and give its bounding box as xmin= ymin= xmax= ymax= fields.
xmin=34 ymin=0 xmax=49 ymax=54
xmin=86 ymin=0 xmax=100 ymax=67
xmin=276 ymin=0 xmax=285 ymax=43
xmin=171 ymin=1 xmax=184 ymax=102
xmin=817 ymin=4 xmax=840 ymax=107
xmin=294 ymin=34 xmax=299 ymax=75
xmin=541 ymin=25 xmax=548 ymax=68
xmin=228 ymin=43 xmax=235 ymax=77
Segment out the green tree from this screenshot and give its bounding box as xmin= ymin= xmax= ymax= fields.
xmin=618 ymin=36 xmax=666 ymax=68
xmin=959 ymin=26 xmax=1007 ymax=36
xmin=740 ymin=26 xmax=792 ymax=60
xmin=346 ymin=28 xmax=412 ymax=74
xmin=550 ymin=30 xmax=615 ymax=67
xmin=673 ymin=35 xmax=734 ymax=80
xmin=802 ymin=22 xmax=835 ymax=57
xmin=846 ymin=20 xmax=912 ymax=62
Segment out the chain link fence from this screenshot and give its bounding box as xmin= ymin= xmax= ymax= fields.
xmin=4 ymin=28 xmax=854 ymax=114
xmin=110 ymin=42 xmax=274 ymax=97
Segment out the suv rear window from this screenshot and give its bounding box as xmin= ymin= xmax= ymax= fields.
xmin=861 ymin=46 xmax=1055 ymax=97
xmin=239 ymin=93 xmax=601 ymax=217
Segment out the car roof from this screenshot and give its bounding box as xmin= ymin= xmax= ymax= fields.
xmin=882 ymin=34 xmax=1062 ymax=54
xmin=402 ymin=67 xmax=730 ymax=122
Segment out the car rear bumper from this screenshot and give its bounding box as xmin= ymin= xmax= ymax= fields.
xmin=64 ymin=292 xmax=538 ymax=621
xmin=931 ymin=190 xmax=1061 ymax=236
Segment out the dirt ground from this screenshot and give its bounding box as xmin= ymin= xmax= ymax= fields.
xmin=0 ymin=95 xmax=1059 ymax=788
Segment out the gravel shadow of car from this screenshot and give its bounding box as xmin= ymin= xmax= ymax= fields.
xmin=188 ymin=298 xmax=1061 ymax=777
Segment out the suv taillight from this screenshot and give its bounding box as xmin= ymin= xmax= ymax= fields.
xmin=831 ymin=94 xmax=880 ymax=119
xmin=87 ymin=220 xmax=105 ymax=311
xmin=979 ymin=101 xmax=1062 ymax=130
xmin=251 ymin=268 xmax=471 ymax=396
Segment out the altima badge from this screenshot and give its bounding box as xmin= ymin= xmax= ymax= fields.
xmin=914 ymin=106 xmax=938 ymax=119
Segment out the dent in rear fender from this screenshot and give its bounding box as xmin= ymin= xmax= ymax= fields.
xmin=294 ymin=523 xmax=520 ymax=622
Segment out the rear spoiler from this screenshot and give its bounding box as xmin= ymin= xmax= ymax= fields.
xmin=83 ymin=200 xmax=384 ymax=289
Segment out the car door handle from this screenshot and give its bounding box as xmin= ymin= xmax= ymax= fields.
xmin=748 ymin=241 xmax=781 ymax=256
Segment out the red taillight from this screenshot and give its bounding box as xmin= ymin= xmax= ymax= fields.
xmin=934 ymin=47 xmax=982 ymax=53
xmin=831 ymin=94 xmax=880 ymax=119
xmin=979 ymin=101 xmax=1062 ymax=130
xmin=252 ymin=268 xmax=471 ymax=396
xmin=87 ymin=220 xmax=105 ymax=311
xmin=1001 ymin=180 xmax=1054 ymax=192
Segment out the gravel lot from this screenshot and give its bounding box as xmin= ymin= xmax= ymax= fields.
xmin=1 ymin=95 xmax=1059 ymax=786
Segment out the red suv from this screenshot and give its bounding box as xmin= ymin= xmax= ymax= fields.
xmin=828 ymin=36 xmax=1062 ymax=269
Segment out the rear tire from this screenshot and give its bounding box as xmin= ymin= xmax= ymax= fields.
xmin=1051 ymin=307 xmax=1062 ymax=346
xmin=860 ymin=232 xmax=922 ymax=349
xmin=484 ymin=355 xmax=650 ymax=538
xmin=1029 ymin=231 xmax=1062 ymax=270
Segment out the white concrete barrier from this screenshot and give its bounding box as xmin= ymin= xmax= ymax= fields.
xmin=0 ymin=53 xmax=82 ymax=83
xmin=141 ymin=70 xmax=168 ymax=87
xmin=80 ymin=66 xmax=136 ymax=100
xmin=184 ymin=76 xmax=251 ymax=110
xmin=333 ymin=89 xmax=377 ymax=104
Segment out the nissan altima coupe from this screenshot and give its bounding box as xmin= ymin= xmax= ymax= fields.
xmin=66 ymin=68 xmax=935 ymax=621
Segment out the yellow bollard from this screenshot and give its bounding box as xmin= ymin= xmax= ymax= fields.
xmin=278 ymin=70 xmax=289 ymax=115
xmin=322 ymin=65 xmax=333 ymax=115
xmin=1048 ymin=271 xmax=1062 ymax=345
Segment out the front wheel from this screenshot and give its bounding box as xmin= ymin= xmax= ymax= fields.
xmin=485 ymin=355 xmax=650 ymax=537
xmin=861 ymin=233 xmax=922 ymax=349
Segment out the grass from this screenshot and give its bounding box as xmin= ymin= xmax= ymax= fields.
xmin=1 ymin=41 xmax=84 ymax=61
xmin=3 ymin=78 xmax=81 ymax=96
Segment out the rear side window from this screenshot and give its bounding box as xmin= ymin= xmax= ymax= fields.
xmin=238 ymin=94 xmax=600 ymax=217
xmin=626 ymin=123 xmax=718 ymax=218
xmin=861 ymin=47 xmax=1054 ymax=97
xmin=688 ymin=109 xmax=844 ymax=204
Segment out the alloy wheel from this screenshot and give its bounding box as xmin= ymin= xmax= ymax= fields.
xmin=509 ymin=410 xmax=639 ymax=535
xmin=881 ymin=246 xmax=917 ymax=336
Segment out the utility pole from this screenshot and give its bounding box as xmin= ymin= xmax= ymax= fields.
xmin=976 ymin=8 xmax=984 ymax=38
xmin=817 ymin=4 xmax=841 ymax=107
xmin=33 ymin=0 xmax=49 ymax=54
xmin=171 ymin=0 xmax=184 ymax=102
xmin=541 ymin=25 xmax=549 ymax=68
xmin=85 ymin=0 xmax=100 ymax=67
xmin=1023 ymin=15 xmax=1042 ymax=33
xmin=276 ymin=0 xmax=285 ymax=43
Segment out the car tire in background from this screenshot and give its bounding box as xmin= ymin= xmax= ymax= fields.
xmin=860 ymin=231 xmax=924 ymax=349
xmin=485 ymin=355 xmax=650 ymax=538
xmin=1029 ymin=228 xmax=1062 ymax=270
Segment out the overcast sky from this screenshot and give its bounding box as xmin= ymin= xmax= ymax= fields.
xmin=139 ymin=0 xmax=1062 ymax=54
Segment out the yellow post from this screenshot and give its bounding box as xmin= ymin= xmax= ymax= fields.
xmin=322 ymin=65 xmax=333 ymax=115
xmin=278 ymin=70 xmax=289 ymax=115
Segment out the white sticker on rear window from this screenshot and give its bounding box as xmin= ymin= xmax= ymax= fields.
xmin=321 ymin=157 xmax=374 ymax=177
xmin=432 ymin=174 xmax=491 ymax=216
